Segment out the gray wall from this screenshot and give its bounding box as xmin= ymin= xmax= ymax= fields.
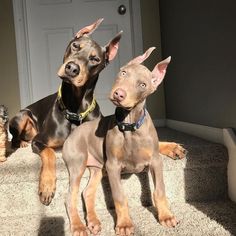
xmin=0 ymin=0 xmax=20 ymax=118
xmin=160 ymin=0 xmax=236 ymax=129
xmin=140 ymin=0 xmax=166 ymax=120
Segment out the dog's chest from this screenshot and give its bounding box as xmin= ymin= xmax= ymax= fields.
xmin=118 ymin=134 xmax=155 ymax=173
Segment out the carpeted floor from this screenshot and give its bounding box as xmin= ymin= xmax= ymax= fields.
xmin=0 ymin=128 xmax=236 ymax=235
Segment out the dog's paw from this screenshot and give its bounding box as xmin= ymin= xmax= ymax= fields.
xmin=0 ymin=155 xmax=7 ymax=162
xmin=115 ymin=221 xmax=134 ymax=236
xmin=87 ymin=216 xmax=101 ymax=235
xmin=72 ymin=223 xmax=88 ymax=236
xmin=159 ymin=142 xmax=187 ymax=160
xmin=20 ymin=140 xmax=29 ymax=148
xmin=159 ymin=213 xmax=178 ymax=228
xmin=38 ymin=176 xmax=56 ymax=205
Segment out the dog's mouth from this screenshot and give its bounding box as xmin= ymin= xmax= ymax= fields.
xmin=59 ymin=76 xmax=84 ymax=87
xmin=58 ymin=76 xmax=70 ymax=83
xmin=110 ymin=99 xmax=132 ymax=111
xmin=57 ymin=61 xmax=88 ymax=87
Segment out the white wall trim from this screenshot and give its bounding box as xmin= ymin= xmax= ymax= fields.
xmin=12 ymin=0 xmax=33 ymax=108
xmin=165 ymin=119 xmax=224 ymax=144
xmin=163 ymin=119 xmax=236 ymax=203
xmin=223 ymin=128 xmax=236 ymax=202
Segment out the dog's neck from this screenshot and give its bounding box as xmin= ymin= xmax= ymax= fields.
xmin=61 ymin=74 xmax=99 ymax=114
xmin=115 ymin=100 xmax=146 ymax=125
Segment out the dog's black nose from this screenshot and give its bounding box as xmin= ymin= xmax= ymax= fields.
xmin=65 ymin=62 xmax=80 ymax=77
xmin=113 ymin=88 xmax=127 ymax=102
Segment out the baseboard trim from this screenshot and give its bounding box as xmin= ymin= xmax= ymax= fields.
xmin=165 ymin=119 xmax=224 ymax=144
xmin=223 ymin=129 xmax=236 ymax=202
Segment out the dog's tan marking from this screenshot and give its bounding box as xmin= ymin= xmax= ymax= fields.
xmin=137 ymin=148 xmax=152 ymax=161
xmin=80 ymin=43 xmax=85 ymax=48
xmin=47 ymin=138 xmax=65 ymax=149
xmin=83 ymin=167 xmax=102 ymax=234
xmin=114 ymin=199 xmax=134 ymax=236
xmin=153 ymin=194 xmax=178 ymax=227
xmin=39 ymin=147 xmax=56 ymax=205
xmin=0 ymin=125 xmax=7 ymax=162
xmin=159 ymin=142 xmax=186 ymax=159
xmin=110 ymin=146 xmax=124 ymax=161
xmin=68 ymin=159 xmax=88 ymax=235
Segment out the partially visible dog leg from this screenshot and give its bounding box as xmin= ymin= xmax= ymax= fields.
xmin=150 ymin=156 xmax=178 ymax=227
xmin=66 ymin=169 xmax=88 ymax=236
xmin=63 ymin=139 xmax=88 ymax=236
xmin=38 ymin=147 xmax=57 ymax=205
xmin=0 ymin=105 xmax=8 ymax=162
xmin=82 ymin=167 xmax=102 ymax=235
xmin=0 ymin=129 xmax=7 ymax=162
xmin=106 ymin=162 xmax=134 ymax=236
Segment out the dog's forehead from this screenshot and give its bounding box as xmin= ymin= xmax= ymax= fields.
xmin=63 ymin=35 xmax=104 ymax=61
xmin=123 ymin=64 xmax=151 ymax=77
xmin=73 ymin=36 xmax=102 ymax=51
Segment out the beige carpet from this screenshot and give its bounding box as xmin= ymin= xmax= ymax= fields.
xmin=0 ymin=128 xmax=236 ymax=236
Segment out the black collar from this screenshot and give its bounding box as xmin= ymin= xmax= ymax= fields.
xmin=57 ymin=85 xmax=96 ymax=125
xmin=116 ymin=108 xmax=147 ymax=132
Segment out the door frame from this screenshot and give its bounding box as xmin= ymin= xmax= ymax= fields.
xmin=12 ymin=0 xmax=143 ymax=108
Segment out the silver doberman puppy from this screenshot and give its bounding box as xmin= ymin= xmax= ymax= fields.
xmin=63 ymin=48 xmax=178 ymax=236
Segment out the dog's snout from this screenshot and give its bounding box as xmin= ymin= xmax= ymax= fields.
xmin=65 ymin=62 xmax=80 ymax=77
xmin=113 ymin=88 xmax=127 ymax=102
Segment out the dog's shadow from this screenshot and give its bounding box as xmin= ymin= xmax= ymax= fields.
xmin=101 ymin=171 xmax=158 ymax=224
xmin=38 ymin=216 xmax=65 ymax=236
xmin=5 ymin=140 xmax=18 ymax=157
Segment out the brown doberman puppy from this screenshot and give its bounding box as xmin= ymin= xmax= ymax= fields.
xmin=63 ymin=48 xmax=178 ymax=236
xmin=10 ymin=19 xmax=184 ymax=206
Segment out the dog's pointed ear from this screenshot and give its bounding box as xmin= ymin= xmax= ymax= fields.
xmin=127 ymin=47 xmax=156 ymax=65
xmin=75 ymin=18 xmax=104 ymax=38
xmin=151 ymin=56 xmax=171 ymax=91
xmin=104 ymin=31 xmax=122 ymax=62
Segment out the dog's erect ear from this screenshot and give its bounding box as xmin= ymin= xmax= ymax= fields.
xmin=127 ymin=47 xmax=156 ymax=65
xmin=75 ymin=18 xmax=104 ymax=38
xmin=151 ymin=56 xmax=171 ymax=91
xmin=104 ymin=31 xmax=122 ymax=62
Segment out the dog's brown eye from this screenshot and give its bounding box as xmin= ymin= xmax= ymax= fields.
xmin=121 ymin=71 xmax=126 ymax=76
xmin=89 ymin=56 xmax=100 ymax=63
xmin=140 ymin=83 xmax=146 ymax=88
xmin=72 ymin=42 xmax=80 ymax=50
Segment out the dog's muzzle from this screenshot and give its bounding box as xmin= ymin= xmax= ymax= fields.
xmin=65 ymin=62 xmax=80 ymax=78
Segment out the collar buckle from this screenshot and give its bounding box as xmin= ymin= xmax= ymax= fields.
xmin=57 ymin=84 xmax=96 ymax=125
xmin=118 ymin=123 xmax=137 ymax=132
xmin=65 ymin=111 xmax=83 ymax=125
xmin=116 ymin=108 xmax=146 ymax=132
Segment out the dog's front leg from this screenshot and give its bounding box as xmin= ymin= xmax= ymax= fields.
xmin=106 ymin=161 xmax=134 ymax=236
xmin=63 ymin=139 xmax=88 ymax=236
xmin=66 ymin=166 xmax=88 ymax=236
xmin=83 ymin=166 xmax=103 ymax=235
xmin=38 ymin=147 xmax=57 ymax=205
xmin=149 ymin=155 xmax=178 ymax=227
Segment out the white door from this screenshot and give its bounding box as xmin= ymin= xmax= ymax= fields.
xmin=13 ymin=0 xmax=142 ymax=115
